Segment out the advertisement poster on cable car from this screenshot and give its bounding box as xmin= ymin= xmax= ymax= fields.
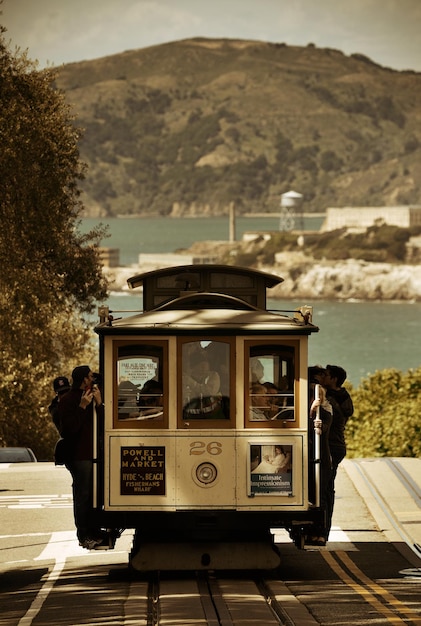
xmin=249 ymin=444 xmax=293 ymax=495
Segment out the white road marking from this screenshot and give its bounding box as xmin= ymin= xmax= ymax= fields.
xmin=0 ymin=494 xmax=72 ymax=509
xmin=16 ymin=530 xmax=129 ymax=626
xmin=35 ymin=531 xmax=87 ymax=560
xmin=0 ymin=532 xmax=50 ymax=539
xmin=18 ymin=534 xmax=67 ymax=626
xmin=34 ymin=530 xmax=130 ymax=561
xmin=272 ymin=526 xmax=355 ymax=548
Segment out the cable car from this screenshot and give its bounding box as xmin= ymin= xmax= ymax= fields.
xmin=93 ymin=264 xmax=324 ymax=570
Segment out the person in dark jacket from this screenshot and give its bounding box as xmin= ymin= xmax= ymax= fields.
xmin=57 ymin=365 xmax=105 ymax=549
xmin=48 ymin=376 xmax=70 ymax=432
xmin=307 ymin=367 xmax=333 ymax=545
xmin=317 ymin=364 xmax=354 ymax=539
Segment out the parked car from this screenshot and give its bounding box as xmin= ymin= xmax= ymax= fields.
xmin=0 ymin=447 xmax=38 ymax=463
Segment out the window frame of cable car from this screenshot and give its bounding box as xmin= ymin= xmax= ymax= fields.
xmin=113 ymin=339 xmax=168 ymax=429
xmin=177 ymin=336 xmax=236 ymax=429
xmin=245 ymin=340 xmax=300 ymax=429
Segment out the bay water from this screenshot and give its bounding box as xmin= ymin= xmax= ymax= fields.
xmin=80 ymin=216 xmax=421 ymax=388
xmin=81 ymin=215 xmax=324 ymax=265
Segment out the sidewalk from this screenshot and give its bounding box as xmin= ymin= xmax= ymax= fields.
xmin=340 ymin=458 xmax=421 ymax=566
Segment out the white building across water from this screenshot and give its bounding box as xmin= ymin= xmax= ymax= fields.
xmin=321 ymin=205 xmax=421 ymax=232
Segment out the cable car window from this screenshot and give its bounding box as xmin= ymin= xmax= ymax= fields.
xmin=180 ymin=339 xmax=231 ymax=423
xmin=247 ymin=344 xmax=296 ymax=426
xmin=115 ymin=342 xmax=167 ymax=427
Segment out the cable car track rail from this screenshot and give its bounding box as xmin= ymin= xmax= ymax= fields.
xmin=140 ymin=571 xmax=312 ymax=626
xmin=127 ymin=566 xmax=421 ymax=625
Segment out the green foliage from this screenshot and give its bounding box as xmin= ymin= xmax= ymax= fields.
xmin=274 ymin=132 xmax=293 ymax=165
xmin=222 ymin=158 xmax=271 ymax=201
xmin=343 ymin=224 xmax=410 ymax=263
xmin=222 ymin=223 xmax=416 ymax=269
xmin=404 ymin=136 xmax=420 ymax=154
xmin=346 ymin=368 xmax=421 ymax=458
xmin=320 ymin=150 xmax=343 ymax=172
xmin=255 ymin=232 xmax=298 ymax=264
xmin=375 ymin=96 xmax=406 ymax=128
xmin=0 ymin=27 xmax=108 ymax=459
xmin=285 ymin=224 xmax=411 ymax=264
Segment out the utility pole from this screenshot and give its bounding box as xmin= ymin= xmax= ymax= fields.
xmin=229 ymin=201 xmax=236 ymax=242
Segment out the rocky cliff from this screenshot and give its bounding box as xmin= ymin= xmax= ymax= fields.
xmin=103 ymin=250 xmax=421 ymax=301
xmin=266 ymin=252 xmax=421 ymax=301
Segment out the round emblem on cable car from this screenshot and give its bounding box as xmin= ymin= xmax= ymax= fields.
xmin=195 ymin=462 xmax=218 ymax=485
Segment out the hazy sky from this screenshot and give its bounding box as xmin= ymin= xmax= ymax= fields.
xmin=2 ymin=0 xmax=421 ymax=72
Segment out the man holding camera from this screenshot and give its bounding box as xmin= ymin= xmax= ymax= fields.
xmin=57 ymin=365 xmax=106 ymax=549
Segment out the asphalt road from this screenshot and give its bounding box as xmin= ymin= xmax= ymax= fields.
xmin=1 ymin=460 xmax=420 ymax=625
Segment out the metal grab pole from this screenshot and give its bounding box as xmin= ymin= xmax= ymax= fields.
xmin=92 ymin=403 xmax=98 ymax=508
xmin=314 ymin=383 xmax=321 ymax=508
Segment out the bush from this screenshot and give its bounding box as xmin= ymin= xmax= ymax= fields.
xmin=346 ymin=368 xmax=421 ymax=458
xmin=320 ymin=150 xmax=343 ymax=172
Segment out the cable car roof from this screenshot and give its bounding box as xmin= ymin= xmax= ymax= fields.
xmin=96 ymin=293 xmax=318 ymax=336
xmin=127 ymin=264 xmax=283 ymax=311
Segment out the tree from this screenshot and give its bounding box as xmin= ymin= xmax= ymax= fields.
xmin=346 ymin=368 xmax=421 ymax=458
xmin=0 ymin=24 xmax=108 ymax=459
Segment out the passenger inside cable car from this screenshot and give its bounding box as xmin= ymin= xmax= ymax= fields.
xmin=117 ymin=348 xmax=164 ymax=421
xmin=248 ymin=349 xmax=295 ymax=422
xmin=136 ymin=379 xmax=164 ymax=419
xmin=182 ymin=340 xmax=229 ymax=419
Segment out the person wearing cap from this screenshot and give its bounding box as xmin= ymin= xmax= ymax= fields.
xmin=48 ymin=376 xmax=70 ymax=432
xmin=57 ymin=365 xmax=106 ymax=550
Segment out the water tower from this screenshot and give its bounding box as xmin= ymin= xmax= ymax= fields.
xmin=279 ymin=190 xmax=304 ymax=231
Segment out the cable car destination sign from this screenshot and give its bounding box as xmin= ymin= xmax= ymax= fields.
xmin=120 ymin=446 xmax=166 ymax=495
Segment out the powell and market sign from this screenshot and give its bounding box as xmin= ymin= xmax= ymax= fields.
xmin=120 ymin=446 xmax=165 ymax=495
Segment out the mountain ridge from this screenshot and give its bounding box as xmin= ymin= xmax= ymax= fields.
xmin=54 ymin=38 xmax=421 ymax=217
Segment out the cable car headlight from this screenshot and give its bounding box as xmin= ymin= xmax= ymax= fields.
xmin=195 ymin=462 xmax=218 ymax=485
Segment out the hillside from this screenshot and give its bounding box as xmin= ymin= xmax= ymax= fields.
xmin=55 ymin=38 xmax=421 ymax=217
